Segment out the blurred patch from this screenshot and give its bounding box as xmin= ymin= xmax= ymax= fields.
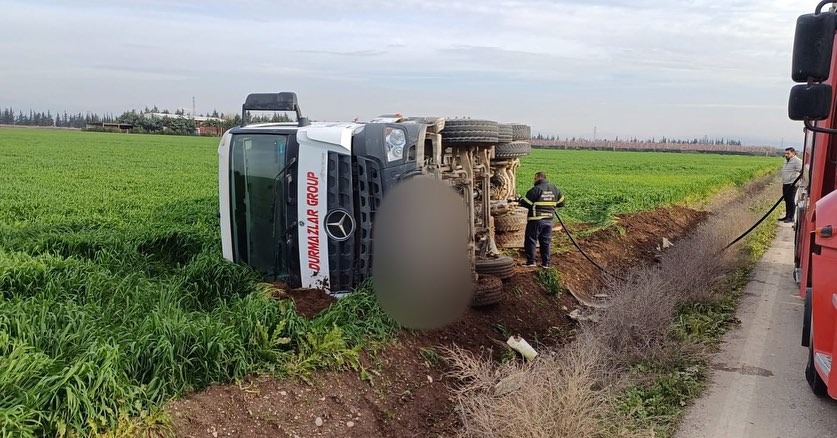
xmin=372 ymin=176 xmax=472 ymax=330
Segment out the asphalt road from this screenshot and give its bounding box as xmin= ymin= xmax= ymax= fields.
xmin=676 ymin=222 xmax=837 ymax=438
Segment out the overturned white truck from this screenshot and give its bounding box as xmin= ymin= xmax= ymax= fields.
xmin=218 ymin=92 xmax=532 ymax=306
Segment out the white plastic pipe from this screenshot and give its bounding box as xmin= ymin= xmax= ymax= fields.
xmin=506 ymin=335 xmax=538 ymax=361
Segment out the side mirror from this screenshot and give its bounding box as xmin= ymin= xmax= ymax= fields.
xmin=789 ymin=83 xmax=833 ymax=121
xmin=792 ymin=12 xmax=837 ymax=82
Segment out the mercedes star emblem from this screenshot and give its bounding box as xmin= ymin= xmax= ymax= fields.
xmin=325 ymin=209 xmax=355 ymax=241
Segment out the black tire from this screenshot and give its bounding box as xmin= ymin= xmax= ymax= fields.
xmin=495 ymin=211 xmax=527 ymax=232
xmin=444 ymin=136 xmax=498 ymax=145
xmin=490 ymin=173 xmax=508 ymax=189
xmin=803 ymin=288 xmax=812 ymax=347
xmin=498 ymin=124 xmax=513 ymax=144
xmin=495 ymin=231 xmax=524 ymax=248
xmin=806 ymin=333 xmax=829 ymax=396
xmin=442 ymin=119 xmax=499 ymax=145
xmin=794 ymin=207 xmax=804 ymax=268
xmin=475 ymin=255 xmax=515 ymax=280
xmin=472 ymin=274 xmax=504 ymax=307
xmin=511 ymin=124 xmax=531 ymax=141
xmin=495 ymin=141 xmax=531 ymax=159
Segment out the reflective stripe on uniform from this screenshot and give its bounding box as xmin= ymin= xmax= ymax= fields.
xmin=520 ymin=197 xmax=534 ymax=205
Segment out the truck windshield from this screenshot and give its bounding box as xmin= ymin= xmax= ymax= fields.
xmin=229 ymin=133 xmax=290 ymax=281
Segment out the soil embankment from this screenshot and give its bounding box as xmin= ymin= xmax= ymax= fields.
xmin=168 ymin=201 xmax=710 ymax=437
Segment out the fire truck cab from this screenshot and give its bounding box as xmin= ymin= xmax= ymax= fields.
xmin=788 ymin=1 xmax=837 ymax=398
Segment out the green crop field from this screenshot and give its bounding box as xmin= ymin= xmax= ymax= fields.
xmin=516 ymin=149 xmax=779 ymax=224
xmin=0 ymin=128 xmax=396 ymax=437
xmin=0 ymin=128 xmax=780 ymax=437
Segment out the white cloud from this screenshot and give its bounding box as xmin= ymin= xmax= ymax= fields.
xmin=0 ymin=0 xmax=819 ymax=145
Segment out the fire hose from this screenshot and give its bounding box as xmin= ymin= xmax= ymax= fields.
xmin=553 ymin=210 xmax=627 ymax=282
xmin=551 ymin=172 xmax=800 ymax=280
xmin=718 ymin=172 xmax=802 ymax=253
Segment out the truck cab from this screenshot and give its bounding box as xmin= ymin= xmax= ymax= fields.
xmin=788 ymin=1 xmax=837 ymax=398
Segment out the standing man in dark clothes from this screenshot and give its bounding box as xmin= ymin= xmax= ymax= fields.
xmin=518 ymin=171 xmax=565 ymax=268
xmin=779 ymin=147 xmax=803 ymax=224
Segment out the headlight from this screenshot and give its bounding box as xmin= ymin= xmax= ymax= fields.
xmin=385 ymin=127 xmax=406 ymax=162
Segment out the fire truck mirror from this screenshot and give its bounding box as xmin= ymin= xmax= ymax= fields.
xmin=792 ymin=12 xmax=837 ymax=83
xmin=789 ymin=83 xmax=833 ymax=121
xmin=372 ymin=177 xmax=472 ymax=330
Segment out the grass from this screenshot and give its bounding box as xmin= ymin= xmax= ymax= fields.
xmin=518 ymin=149 xmax=780 ymax=226
xmin=535 ymin=267 xmax=564 ymax=297
xmin=614 ymin=269 xmax=754 ymax=437
xmin=419 ymin=347 xmax=441 ymax=367
xmin=0 ymin=128 xmax=782 ymax=436
xmin=0 ymin=129 xmax=397 ymax=437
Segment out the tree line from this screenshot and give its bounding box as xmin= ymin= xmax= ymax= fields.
xmin=1 ymin=105 xmax=293 ymax=135
xmin=0 ymin=108 xmax=116 ymax=128
xmin=532 ymin=132 xmax=743 ymax=146
xmin=530 ymin=138 xmax=778 ymax=156
xmin=115 ymin=108 xmax=292 ymax=135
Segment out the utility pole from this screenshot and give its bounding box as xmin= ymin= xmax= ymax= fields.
xmin=192 ymin=96 xmax=196 ymax=119
xmin=593 ymin=125 xmax=597 ymax=142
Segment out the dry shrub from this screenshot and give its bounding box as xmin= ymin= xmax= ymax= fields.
xmin=592 ymin=268 xmax=678 ymax=367
xmin=439 ymin=344 xmax=501 ymax=397
xmin=657 ymin=206 xmax=753 ymax=304
xmin=590 ymin=180 xmax=775 ymax=369
xmin=642 ymin=338 xmax=711 ymax=374
xmin=441 ymin=343 xmax=611 ymax=438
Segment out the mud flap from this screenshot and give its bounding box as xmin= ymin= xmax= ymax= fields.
xmin=803 ymin=287 xmax=812 ymax=347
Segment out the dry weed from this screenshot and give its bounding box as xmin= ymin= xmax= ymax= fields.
xmin=442 ymin=343 xmax=611 ymax=438
xmin=593 ymin=268 xmax=678 ymax=367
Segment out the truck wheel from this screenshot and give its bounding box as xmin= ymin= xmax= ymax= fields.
xmin=511 ymin=123 xmax=531 ymax=141
xmin=495 ymin=141 xmax=531 ymax=159
xmin=498 ymin=123 xmax=513 ymax=144
xmin=802 ymin=287 xmax=812 ymax=347
xmin=475 ymin=255 xmax=515 ymax=279
xmin=495 ymin=211 xmax=527 ymax=232
xmin=495 ymin=230 xmax=525 ymax=248
xmin=805 ymin=332 xmax=829 ymax=396
xmin=472 ymin=274 xmax=504 ymax=307
xmin=490 ymin=172 xmax=510 ymax=199
xmin=441 ymin=119 xmax=499 ymax=145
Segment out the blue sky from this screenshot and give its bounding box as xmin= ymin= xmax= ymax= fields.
xmin=0 ymin=0 xmax=814 ymax=146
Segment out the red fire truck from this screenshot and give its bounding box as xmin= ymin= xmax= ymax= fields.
xmin=789 ymin=1 xmax=837 ymax=398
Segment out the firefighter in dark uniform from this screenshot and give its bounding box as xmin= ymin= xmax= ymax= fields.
xmin=518 ymin=171 xmax=565 ymax=268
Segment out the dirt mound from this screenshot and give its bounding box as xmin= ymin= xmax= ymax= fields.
xmin=283 ymin=288 xmax=338 ymax=319
xmin=552 ymin=205 xmax=709 ymax=302
xmin=168 ymin=337 xmax=454 ymax=438
xmin=168 ymin=204 xmax=709 ymax=437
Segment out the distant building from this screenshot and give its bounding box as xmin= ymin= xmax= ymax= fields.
xmin=141 ymin=112 xmax=224 ymax=123
xmin=85 ymin=122 xmax=134 ymax=133
xmin=196 ymin=124 xmax=223 ymax=136
xmin=142 ymin=112 xmax=225 ymax=136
